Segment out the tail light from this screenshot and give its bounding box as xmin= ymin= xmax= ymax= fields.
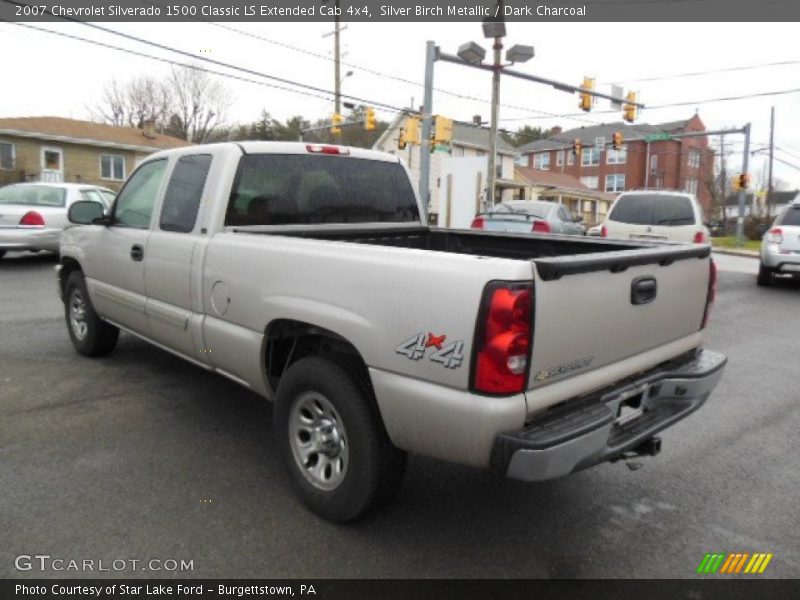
xmin=701 ymin=259 xmax=717 ymax=329
xmin=19 ymin=211 xmax=45 ymax=227
xmin=473 ymin=282 xmax=534 ymax=395
xmin=766 ymin=228 xmax=783 ymax=244
xmin=693 ymin=230 xmax=707 ymax=244
xmin=531 ymin=220 xmax=551 ymax=234
xmin=305 ymin=144 xmax=349 ymax=155
xmin=601 ymin=225 xmax=608 ymax=238
xmin=471 ymin=216 xmax=485 ymax=229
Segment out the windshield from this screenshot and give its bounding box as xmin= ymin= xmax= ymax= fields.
xmin=226 ymin=154 xmax=420 ymax=226
xmin=609 ymin=193 xmax=696 ymax=226
xmin=0 ymin=185 xmax=66 ymax=208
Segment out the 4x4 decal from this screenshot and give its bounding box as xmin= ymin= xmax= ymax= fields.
xmin=395 ymin=332 xmax=464 ymax=369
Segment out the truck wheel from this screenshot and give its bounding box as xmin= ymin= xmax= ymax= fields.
xmin=64 ymin=271 xmax=119 ymax=356
xmin=274 ymin=356 xmax=406 ymax=522
xmin=757 ymin=264 xmax=774 ymax=287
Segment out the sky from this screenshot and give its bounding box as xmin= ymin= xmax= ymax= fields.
xmin=1 ymin=20 xmax=799 ymax=188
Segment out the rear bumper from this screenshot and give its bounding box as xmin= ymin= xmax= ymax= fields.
xmin=761 ymin=244 xmax=800 ymax=273
xmin=0 ymin=227 xmax=61 ymax=252
xmin=492 ymin=349 xmax=727 ymax=482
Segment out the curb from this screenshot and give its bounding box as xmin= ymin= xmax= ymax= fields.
xmin=711 ymin=248 xmax=759 ymax=258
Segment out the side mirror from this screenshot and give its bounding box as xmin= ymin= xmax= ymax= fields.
xmin=68 ymin=201 xmax=106 ymax=225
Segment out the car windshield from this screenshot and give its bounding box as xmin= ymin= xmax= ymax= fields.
xmin=609 ymin=193 xmax=696 ymax=226
xmin=0 ymin=185 xmax=66 ymax=207
xmin=778 ymin=206 xmax=800 ymax=226
xmin=226 ymin=154 xmax=420 ymax=226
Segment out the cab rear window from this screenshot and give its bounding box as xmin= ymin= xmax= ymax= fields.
xmin=226 ymin=154 xmax=420 ymax=226
xmin=609 ymin=194 xmax=696 ymax=226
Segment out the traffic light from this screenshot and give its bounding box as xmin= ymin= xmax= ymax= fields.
xmin=738 ymin=173 xmax=750 ymax=189
xmin=364 ymin=106 xmax=377 ymax=131
xmin=398 ymin=128 xmax=407 ymax=150
xmin=331 ymin=113 xmax=343 ymax=135
xmin=623 ymin=91 xmax=637 ymax=123
xmin=612 ymin=131 xmax=623 ymax=150
xmin=404 ymin=116 xmax=420 ymax=145
xmin=433 ymin=115 xmax=454 ymax=144
xmin=573 ymin=138 xmax=583 ymax=157
xmin=578 ymin=77 xmax=594 ymax=112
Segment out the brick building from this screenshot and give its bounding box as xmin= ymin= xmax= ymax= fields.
xmin=516 ymin=114 xmax=716 ymax=215
xmin=0 ymin=116 xmax=191 ymax=190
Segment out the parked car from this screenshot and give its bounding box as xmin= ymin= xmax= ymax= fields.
xmin=758 ymin=198 xmax=800 ymax=286
xmin=471 ymin=200 xmax=585 ymax=236
xmin=59 ymin=142 xmax=725 ymax=522
xmin=602 ymin=190 xmax=710 ymax=244
xmin=0 ymin=182 xmax=115 ymax=259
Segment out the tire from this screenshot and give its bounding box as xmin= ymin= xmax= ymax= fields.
xmin=757 ymin=263 xmax=774 ymax=287
xmin=273 ymin=356 xmax=406 ymax=522
xmin=64 ymin=271 xmax=119 ymax=356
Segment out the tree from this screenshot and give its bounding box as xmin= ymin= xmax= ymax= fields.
xmin=163 ymin=66 xmax=231 ymax=143
xmin=90 ymin=76 xmax=171 ymax=129
xmin=503 ymin=125 xmax=551 ymax=147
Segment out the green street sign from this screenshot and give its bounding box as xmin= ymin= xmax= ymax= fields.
xmin=645 ymin=133 xmax=672 ymax=142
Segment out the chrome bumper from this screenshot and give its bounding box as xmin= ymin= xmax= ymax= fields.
xmin=492 ymin=349 xmax=727 ymax=482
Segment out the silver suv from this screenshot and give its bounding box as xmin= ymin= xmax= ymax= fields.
xmin=758 ymin=197 xmax=800 ymax=286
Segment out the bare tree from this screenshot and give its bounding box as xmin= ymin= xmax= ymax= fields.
xmin=163 ymin=66 xmax=231 ymax=143
xmin=90 ymin=76 xmax=171 ymax=129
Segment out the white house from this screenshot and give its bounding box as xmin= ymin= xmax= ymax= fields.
xmin=373 ymin=114 xmax=519 ymax=220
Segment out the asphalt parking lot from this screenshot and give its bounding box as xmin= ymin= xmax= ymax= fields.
xmin=1 ymin=251 xmax=799 ymax=579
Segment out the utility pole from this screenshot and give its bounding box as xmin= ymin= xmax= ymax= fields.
xmin=486 ymin=30 xmax=502 ymax=208
xmin=719 ymin=134 xmax=727 ymax=225
xmin=767 ymin=106 xmax=775 ymax=217
xmin=334 ymin=0 xmax=341 ymax=116
xmin=735 ymin=123 xmax=751 ymax=246
xmin=419 ymin=41 xmax=436 ymax=216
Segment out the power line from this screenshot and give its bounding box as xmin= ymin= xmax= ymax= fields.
xmin=601 ymin=58 xmax=800 ymax=85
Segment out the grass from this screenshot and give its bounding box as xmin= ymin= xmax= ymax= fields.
xmin=711 ymin=236 xmax=761 ymax=251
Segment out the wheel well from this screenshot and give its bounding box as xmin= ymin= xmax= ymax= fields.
xmin=264 ymin=319 xmax=371 ymax=394
xmin=58 ymin=257 xmax=83 ymax=299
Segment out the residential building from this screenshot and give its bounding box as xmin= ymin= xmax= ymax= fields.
xmin=516 ymin=114 xmax=716 ymax=215
xmin=514 ymin=167 xmax=616 ymax=226
xmin=721 ymin=190 xmax=799 ymax=220
xmin=0 ymin=116 xmax=191 ymax=190
xmin=372 ymin=114 xmax=518 ymax=218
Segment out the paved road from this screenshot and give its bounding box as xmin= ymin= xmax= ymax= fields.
xmin=1 ymin=251 xmax=798 ymax=579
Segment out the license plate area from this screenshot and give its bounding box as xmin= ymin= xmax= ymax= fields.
xmin=615 ymin=390 xmax=646 ymax=426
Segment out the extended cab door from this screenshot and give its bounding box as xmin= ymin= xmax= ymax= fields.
xmin=83 ymin=159 xmax=169 ymax=334
xmin=144 ymin=153 xmax=214 ymax=358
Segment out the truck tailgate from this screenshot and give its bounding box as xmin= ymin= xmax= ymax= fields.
xmin=526 ymin=244 xmax=712 ymax=413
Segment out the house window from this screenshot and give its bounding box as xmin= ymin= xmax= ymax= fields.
xmin=0 ymin=142 xmax=14 ymax=170
xmin=605 ymin=174 xmax=626 ymax=193
xmin=516 ymin=154 xmax=529 ymax=167
xmin=650 ymin=154 xmax=658 ymax=174
xmin=101 ymin=154 xmax=126 ymax=181
xmin=688 ymin=149 xmax=701 ymax=169
xmin=606 ymin=145 xmax=627 ymax=165
xmin=533 ymin=153 xmax=550 ymax=170
xmin=567 ymin=151 xmax=574 ymax=166
xmin=580 ymin=176 xmax=599 ymax=190
xmin=556 ymin=150 xmax=564 ymax=166
xmin=581 ymin=147 xmax=600 ymax=166
xmin=685 ymin=177 xmax=698 ymax=195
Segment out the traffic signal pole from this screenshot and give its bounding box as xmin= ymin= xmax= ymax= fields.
xmin=419 ymin=40 xmax=436 ymax=216
xmin=735 ymin=123 xmax=751 ymax=246
xmin=487 ymin=37 xmax=502 ymax=208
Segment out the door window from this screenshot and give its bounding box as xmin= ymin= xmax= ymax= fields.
xmin=112 ymin=159 xmax=168 ymax=229
xmin=160 ymin=154 xmax=212 ymax=233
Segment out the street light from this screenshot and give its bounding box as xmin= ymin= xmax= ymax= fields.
xmin=505 ymin=44 xmax=534 ymax=64
xmin=456 ymin=41 xmax=486 ymax=65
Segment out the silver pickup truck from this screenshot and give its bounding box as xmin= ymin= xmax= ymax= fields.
xmin=57 ymin=142 xmax=726 ymax=522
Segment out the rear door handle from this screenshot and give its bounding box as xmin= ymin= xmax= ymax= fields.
xmin=130 ymin=244 xmax=144 ymax=262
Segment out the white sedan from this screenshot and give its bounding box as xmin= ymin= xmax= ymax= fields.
xmin=0 ymin=182 xmax=115 ymax=258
